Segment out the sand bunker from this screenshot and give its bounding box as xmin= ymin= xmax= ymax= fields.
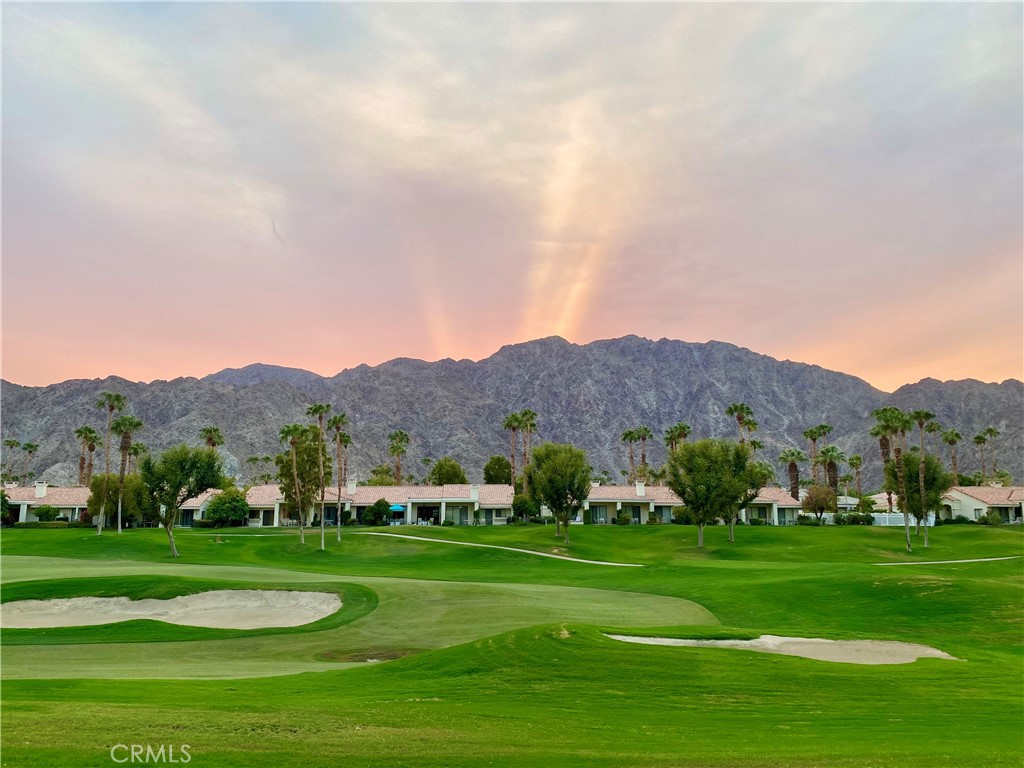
xmin=0 ymin=590 xmax=341 ymax=630
xmin=605 ymin=633 xmax=959 ymax=665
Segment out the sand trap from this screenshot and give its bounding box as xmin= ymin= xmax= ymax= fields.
xmin=605 ymin=633 xmax=959 ymax=665
xmin=0 ymin=590 xmax=341 ymax=630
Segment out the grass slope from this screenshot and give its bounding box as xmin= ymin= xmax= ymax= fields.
xmin=1 ymin=525 xmax=1021 ymax=766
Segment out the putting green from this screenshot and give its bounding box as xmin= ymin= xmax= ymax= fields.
xmin=0 ymin=556 xmax=715 ymax=679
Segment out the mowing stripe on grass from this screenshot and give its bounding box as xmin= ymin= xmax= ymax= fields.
xmin=349 ymin=531 xmax=645 ymax=567
xmin=874 ymin=556 xmax=1023 ymax=566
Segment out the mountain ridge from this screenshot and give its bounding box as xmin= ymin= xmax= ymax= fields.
xmin=2 ymin=335 xmax=1020 ymax=489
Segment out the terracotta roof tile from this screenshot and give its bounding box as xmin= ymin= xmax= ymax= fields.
xmin=947 ymin=486 xmax=1024 ymax=506
xmin=181 ymin=489 xmax=222 ymax=509
xmin=752 ymin=487 xmax=801 ymax=507
xmin=586 ymin=485 xmax=681 ymax=504
xmin=4 ymin=486 xmax=91 ymax=507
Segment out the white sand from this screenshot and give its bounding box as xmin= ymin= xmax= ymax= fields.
xmin=605 ymin=633 xmax=960 ymax=665
xmin=0 ymin=590 xmax=341 ymax=629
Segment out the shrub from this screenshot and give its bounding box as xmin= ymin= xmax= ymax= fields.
xmin=343 ymin=517 xmax=358 ymax=526
xmin=950 ymin=514 xmax=973 ymax=525
xmin=796 ymin=514 xmax=821 ymax=527
xmin=441 ymin=519 xmax=455 ymax=527
xmin=614 ymin=510 xmax=632 ymax=525
xmin=979 ymin=510 xmax=1003 ymax=527
xmin=206 ymin=488 xmax=249 ymax=527
xmin=14 ymin=521 xmax=69 ymax=529
xmin=672 ymin=507 xmax=693 ymax=525
xmin=362 ymin=499 xmax=392 ymax=526
xmin=527 ymin=515 xmax=544 ymax=524
xmin=193 ymin=519 xmax=218 ymax=528
xmin=833 ymin=512 xmax=848 ymax=526
xmin=503 ymin=516 xmax=518 ymax=525
xmin=33 ymin=505 xmax=61 ymax=522
xmin=748 ymin=517 xmax=766 ymax=526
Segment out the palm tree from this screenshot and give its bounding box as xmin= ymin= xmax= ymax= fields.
xmin=503 ymin=412 xmax=522 ymax=483
xmin=942 ymin=429 xmax=962 ymax=481
xmin=3 ymin=439 xmax=21 ymax=483
xmin=306 ymin=403 xmax=332 ymax=551
xmin=848 ymin=454 xmax=863 ymax=497
xmin=803 ymin=427 xmax=822 ymax=484
xmin=280 ymin=424 xmax=306 ymax=544
xmin=111 ymin=415 xmax=143 ymax=534
xmin=96 ymin=391 xmax=126 ymax=535
xmin=816 ymin=423 xmax=834 ymax=449
xmin=621 ymin=428 xmax=638 ymax=480
xmin=85 ymin=433 xmax=100 ymax=486
xmin=635 ymin=426 xmax=654 ymax=468
xmin=973 ymin=434 xmax=987 ymax=481
xmin=74 ymin=426 xmax=99 ymax=485
xmin=21 ymin=443 xmax=39 ymax=484
xmin=519 ymin=409 xmax=538 ymax=493
xmin=327 ymin=413 xmax=350 ymax=542
xmin=725 ymin=403 xmax=752 ymax=443
xmin=749 ymin=438 xmax=763 ymax=460
xmin=910 ymin=410 xmax=935 ymax=535
xmin=199 ymin=426 xmax=225 ymax=450
xmin=127 ymin=442 xmax=147 ymax=475
xmin=983 ymin=427 xmax=1001 ymax=474
xmin=664 ymin=422 xmax=691 ymax=454
xmin=778 ymin=448 xmax=808 ymax=502
xmin=818 ymin=445 xmax=846 ymax=494
xmin=872 ymin=406 xmax=912 ymax=552
xmin=388 ymin=430 xmax=410 ymax=484
xmin=925 ymin=420 xmax=943 ymax=454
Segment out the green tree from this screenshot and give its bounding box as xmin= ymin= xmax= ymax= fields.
xmin=802 ymin=484 xmax=837 ymax=522
xmin=387 ymin=430 xmax=410 ymax=484
xmin=95 ymin=391 xmax=126 ymax=535
xmin=326 ymin=413 xmax=351 ymax=540
xmin=199 ymin=426 xmax=225 ymax=449
xmin=848 ymin=454 xmax=863 ymax=497
xmin=306 ymin=403 xmax=332 ymax=551
xmin=427 ymin=456 xmax=468 ymax=485
xmin=874 ymin=406 xmax=914 ymax=552
xmin=276 ymin=425 xmax=326 ymax=544
xmin=634 ymin=426 xmax=654 ymax=468
xmin=725 ymin=403 xmax=752 ymax=443
xmin=503 ymin=412 xmax=523 ymax=483
xmin=111 ymin=415 xmax=144 ymax=535
xmin=777 ymin=448 xmax=808 ymax=503
xmin=666 ymin=439 xmax=758 ymax=548
xmin=664 ymin=422 xmax=692 ymax=454
xmin=512 ymin=492 xmax=538 ymax=522
xmin=74 ymin=426 xmax=100 ymax=485
xmin=817 ymin=445 xmax=846 ymax=494
xmin=483 ymin=455 xmax=512 ymax=485
xmin=524 ymin=443 xmax=591 ymax=544
xmin=21 ymin=443 xmax=39 ymax=486
xmin=518 ymin=409 xmax=539 ymax=490
xmin=365 ymin=464 xmax=397 ymax=486
xmin=33 ymin=505 xmax=60 ymax=522
xmin=621 ymin=428 xmax=638 ymax=480
xmin=279 ymin=424 xmax=308 ymax=544
xmin=731 ymin=460 xmax=773 ymax=542
xmin=362 ymin=498 xmax=392 ymax=526
xmin=983 ymin=427 xmax=1001 ymax=475
xmin=884 ymin=452 xmax=953 ymax=549
xmin=910 ymin=409 xmax=935 ymax=535
xmin=942 ymin=429 xmax=962 ymax=481
xmin=205 ymin=487 xmax=250 ymax=527
xmin=140 ymin=445 xmax=224 ymax=558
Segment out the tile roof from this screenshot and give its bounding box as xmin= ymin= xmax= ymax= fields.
xmin=246 ymin=484 xmax=282 ymax=507
xmin=4 ymin=486 xmax=91 ymax=507
xmin=947 ymin=486 xmax=1024 ymax=506
xmin=586 ymin=485 xmax=681 ymax=504
xmin=180 ymin=489 xmax=223 ymax=509
xmin=751 ymin=487 xmax=802 ymax=507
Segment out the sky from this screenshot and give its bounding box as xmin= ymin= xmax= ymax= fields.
xmin=2 ymin=3 xmax=1022 ymax=392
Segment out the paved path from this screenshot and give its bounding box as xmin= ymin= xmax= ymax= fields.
xmin=350 ymin=531 xmax=644 ymax=567
xmin=874 ymin=555 xmax=1022 ymax=566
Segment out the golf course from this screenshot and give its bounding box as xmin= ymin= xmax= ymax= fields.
xmin=2 ymin=523 xmax=1022 ymax=767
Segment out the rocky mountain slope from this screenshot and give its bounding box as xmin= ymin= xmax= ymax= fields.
xmin=2 ymin=336 xmax=1020 ymax=489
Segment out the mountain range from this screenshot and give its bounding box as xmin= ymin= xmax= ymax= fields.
xmin=2 ymin=335 xmax=1021 ymax=489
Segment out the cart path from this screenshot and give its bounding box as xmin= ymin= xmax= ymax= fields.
xmin=873 ymin=555 xmax=1022 ymax=566
xmin=349 ymin=531 xmax=645 ymax=567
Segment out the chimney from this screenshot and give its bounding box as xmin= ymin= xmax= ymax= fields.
xmin=989 ymin=481 xmax=1004 ymax=488
xmin=346 ymin=479 xmax=357 ymax=495
xmin=34 ymin=481 xmax=47 ymax=499
xmin=470 ymin=485 xmax=479 ymax=502
xmin=592 ymin=481 xmax=601 ymax=488
xmin=635 ymin=481 xmax=646 ymax=497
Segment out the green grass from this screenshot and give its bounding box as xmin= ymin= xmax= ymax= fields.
xmin=1 ymin=524 xmax=1021 ymax=766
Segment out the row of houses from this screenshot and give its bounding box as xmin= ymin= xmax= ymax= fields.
xmin=7 ymin=480 xmax=1023 ymax=527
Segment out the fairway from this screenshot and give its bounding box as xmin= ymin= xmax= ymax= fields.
xmin=2 ymin=525 xmax=1022 ymax=766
